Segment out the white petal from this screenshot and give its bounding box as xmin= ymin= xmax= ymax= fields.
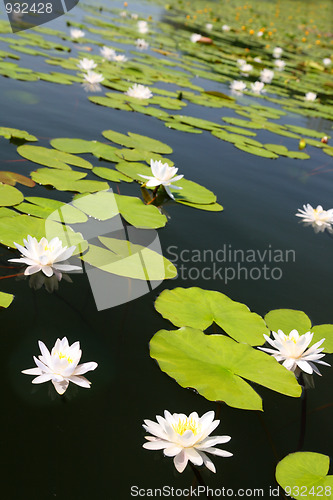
xmin=143 ymin=440 xmax=171 ymax=450
xmin=73 ymin=361 xmax=98 ymax=375
xmin=174 ymin=450 xmax=188 ymax=473
xmin=32 ymin=373 xmax=54 ymax=384
xmin=296 ymin=360 xmax=313 ymax=374
xmin=185 ymin=447 xmax=203 ymax=466
xmin=196 ymin=435 xmax=231 ymax=449
xmin=24 ymin=265 xmax=42 ymax=275
xmin=22 ymin=368 xmax=42 ymax=375
xmin=198 ymin=451 xmax=216 ymax=473
xmin=52 ymin=379 xmax=69 ymax=395
xmin=52 ymin=264 xmax=82 ymax=272
xmin=201 ymin=447 xmax=233 ymax=457
xmin=68 ymin=375 xmax=91 ymax=388
xmin=163 ymin=446 xmax=183 ymax=457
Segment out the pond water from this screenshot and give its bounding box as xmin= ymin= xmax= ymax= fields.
xmin=0 ymin=1 xmax=332 ymax=499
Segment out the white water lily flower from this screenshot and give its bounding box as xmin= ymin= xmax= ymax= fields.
xmin=138 ymin=20 xmax=149 ymax=34
xmin=70 ymin=28 xmax=85 ymax=40
xmin=113 ymin=54 xmax=128 ymax=62
xmin=190 ymin=33 xmax=202 ymax=43
xmin=258 ymin=330 xmax=330 ymax=377
xmin=296 ymin=204 xmax=333 ymax=233
xmin=257 ymin=31 xmax=263 ymax=37
xmin=222 ymin=24 xmax=230 ymax=31
xmin=125 ymin=84 xmax=153 ymax=99
xmin=22 ymin=337 xmax=98 ymax=395
xmin=240 ymin=63 xmax=253 ymax=75
xmin=83 ymin=70 xmax=104 ymax=84
xmin=273 ymin=46 xmax=283 ymax=58
xmin=100 ymin=46 xmax=116 ymax=60
xmin=323 ymin=58 xmax=332 ymax=67
xmin=143 ymin=410 xmax=232 ymax=473
xmin=139 ymin=160 xmax=183 ymax=199
xmin=274 ymin=59 xmax=285 ymax=71
xmin=250 ymin=81 xmax=265 ymax=94
xmin=260 ymin=68 xmax=274 ymax=83
xmin=230 ymin=80 xmax=247 ymax=94
xmin=77 ymin=58 xmax=97 ymax=71
xmin=236 ymin=58 xmax=246 ymax=66
xmin=206 ymin=23 xmax=213 ymax=31
xmin=120 ymin=10 xmax=127 ymax=18
xmin=305 ymin=92 xmax=317 ymax=102
xmin=254 ymin=56 xmax=262 ymax=62
xmin=136 ymin=38 xmax=149 ymax=50
xmin=9 ymin=235 xmax=81 ymax=279
xmin=131 ymin=13 xmax=139 ymax=20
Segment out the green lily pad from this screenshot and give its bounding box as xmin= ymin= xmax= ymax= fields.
xmin=0 ymin=183 xmax=24 ymax=206
xmin=92 ymin=167 xmax=133 ymax=183
xmin=155 ymin=287 xmax=269 ymax=345
xmin=285 ymin=125 xmax=330 ymax=139
xmin=235 ymin=143 xmax=279 ymax=158
xmin=276 ymin=452 xmax=333 ymax=499
xmin=0 ymin=127 xmax=37 ymax=142
xmin=0 ymin=171 xmax=35 ymax=187
xmin=81 ymin=236 xmax=177 ymax=280
xmin=31 ymin=168 xmax=109 ymax=193
xmin=0 ymin=291 xmax=14 ymax=308
xmin=150 ymin=327 xmax=301 ymax=411
xmin=164 ymin=122 xmax=203 ymax=133
xmin=17 ymin=145 xmax=93 ymax=170
xmin=0 ymin=214 xmax=86 ymax=251
xmin=15 ymin=197 xmax=88 ymax=223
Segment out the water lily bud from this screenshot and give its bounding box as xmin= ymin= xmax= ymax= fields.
xmin=299 ymin=139 xmax=306 ymax=150
xmin=321 ymin=136 xmax=328 ymax=144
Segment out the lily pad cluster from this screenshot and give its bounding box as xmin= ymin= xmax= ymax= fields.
xmin=149 ymin=287 xmax=333 ymax=411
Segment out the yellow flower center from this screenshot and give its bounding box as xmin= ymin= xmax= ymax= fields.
xmin=55 ymin=351 xmax=73 ymax=363
xmin=286 ymin=333 xmax=298 ymax=344
xmin=173 ymin=417 xmax=201 ymax=436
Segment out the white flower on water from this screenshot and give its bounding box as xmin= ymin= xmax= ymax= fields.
xmin=222 ymin=24 xmax=230 ymax=32
xmin=206 ymin=23 xmax=213 ymax=31
xmin=139 ymin=160 xmax=183 ymax=199
xmin=230 ymin=80 xmax=247 ymax=94
xmin=296 ymin=204 xmax=333 ymax=233
xmin=323 ymin=58 xmax=332 ymax=67
xmin=125 ymin=84 xmax=153 ymax=99
xmin=260 ymin=68 xmax=274 ymax=83
xmin=274 ymin=59 xmax=285 ymax=71
xmin=143 ymin=410 xmax=232 ymax=473
xmin=9 ymin=235 xmax=81 ymax=279
xmin=136 ymin=38 xmax=149 ymax=50
xmin=120 ymin=10 xmax=127 ymax=18
xmin=100 ymin=46 xmax=116 ymax=60
xmin=131 ymin=13 xmax=139 ymax=20
xmin=250 ymin=81 xmax=265 ymax=94
xmin=138 ymin=20 xmax=149 ymax=34
xmin=190 ymin=33 xmax=202 ymax=43
xmin=77 ymin=58 xmax=97 ymax=71
xmin=257 ymin=31 xmax=263 ymax=37
xmin=22 ymin=337 xmax=98 ymax=395
xmin=258 ymin=330 xmax=330 ymax=377
xmin=273 ymin=46 xmax=283 ymax=58
xmin=237 ymin=58 xmax=246 ymax=67
xmin=305 ymin=92 xmax=317 ymax=102
xmin=83 ymin=70 xmax=104 ymax=84
xmin=70 ymin=28 xmax=85 ymax=40
xmin=113 ymin=54 xmax=128 ymax=62
xmin=239 ymin=63 xmax=253 ymax=76
xmin=82 ymin=70 xmax=104 ymax=92
xmin=254 ymin=56 xmax=262 ymax=63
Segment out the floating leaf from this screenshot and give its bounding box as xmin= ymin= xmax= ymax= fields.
xmin=81 ymin=236 xmax=177 ymax=280
xmin=0 ymin=183 xmax=24 ymax=206
xmin=15 ymin=197 xmax=88 ymax=224
xmin=285 ymin=125 xmax=330 ymax=139
xmin=155 ymin=287 xmax=269 ymax=345
xmin=264 ymin=309 xmax=312 ymax=336
xmin=150 ymin=327 xmax=301 ymax=411
xmin=0 ymin=171 xmax=35 ymax=187
xmin=17 ymin=145 xmax=93 ymax=170
xmin=235 ymin=143 xmax=279 ymax=158
xmin=0 ymin=127 xmax=37 ymax=142
xmin=0 ymin=215 xmax=86 ymax=251
xmin=0 ymin=291 xmax=14 ymax=308
xmin=31 ymin=168 xmax=109 ymax=193
xmin=92 ymin=167 xmax=133 ymax=183
xmin=276 ymin=452 xmax=333 ymax=499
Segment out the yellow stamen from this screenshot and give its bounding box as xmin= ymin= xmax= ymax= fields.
xmin=173 ymin=417 xmax=201 ymax=436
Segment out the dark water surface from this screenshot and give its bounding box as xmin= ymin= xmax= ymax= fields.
xmin=0 ymin=1 xmax=332 ymax=499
